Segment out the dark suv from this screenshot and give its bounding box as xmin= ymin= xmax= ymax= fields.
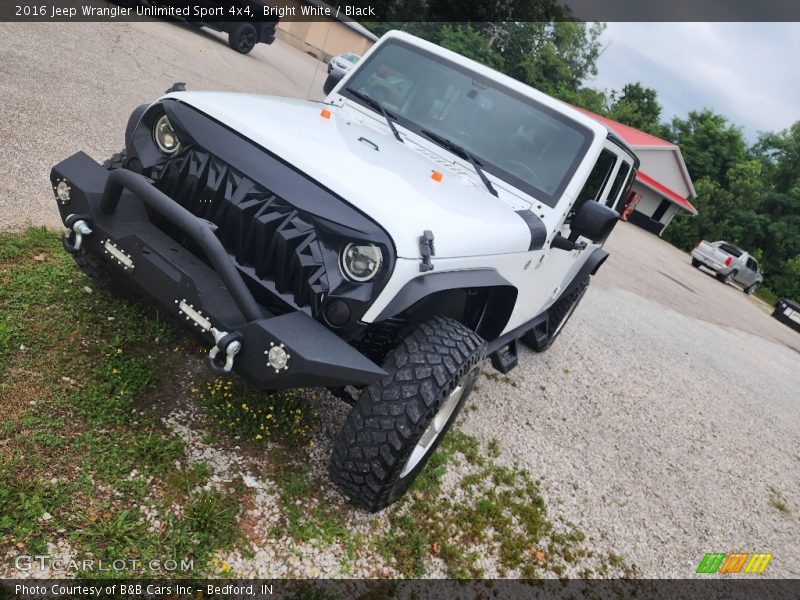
xmin=114 ymin=1 xmax=278 ymax=54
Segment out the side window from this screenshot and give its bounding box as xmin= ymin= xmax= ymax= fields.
xmin=605 ymin=161 xmax=632 ymax=208
xmin=569 ymin=149 xmax=617 ymax=220
xmin=747 ymin=257 xmax=758 ymax=271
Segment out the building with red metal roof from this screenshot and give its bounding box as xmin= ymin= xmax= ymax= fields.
xmin=573 ymin=106 xmax=697 ymax=236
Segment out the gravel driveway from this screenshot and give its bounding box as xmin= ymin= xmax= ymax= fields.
xmin=460 ymin=223 xmax=800 ymax=577
xmin=1 ymin=20 xmax=798 ymax=578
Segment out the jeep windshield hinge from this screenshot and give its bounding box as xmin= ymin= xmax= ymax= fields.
xmin=419 ymin=230 xmax=435 ymax=272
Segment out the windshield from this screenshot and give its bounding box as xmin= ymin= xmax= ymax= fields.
xmin=344 ymin=39 xmax=593 ymax=206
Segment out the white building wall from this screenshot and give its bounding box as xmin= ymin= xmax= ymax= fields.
xmin=636 ymin=149 xmax=692 ymax=198
xmin=661 ymin=204 xmax=680 ymax=231
xmin=632 ymin=184 xmax=662 ymax=216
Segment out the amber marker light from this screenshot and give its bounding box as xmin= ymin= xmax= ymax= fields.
xmin=431 ymin=170 xmax=443 ymax=182
xmin=320 ymin=108 xmax=331 ymax=119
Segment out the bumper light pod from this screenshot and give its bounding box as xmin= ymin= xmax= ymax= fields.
xmin=266 ymin=343 xmax=290 ymax=372
xmin=55 ymin=180 xmax=71 ymax=204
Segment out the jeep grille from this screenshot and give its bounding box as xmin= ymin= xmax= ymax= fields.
xmin=152 ymin=149 xmax=329 ymax=313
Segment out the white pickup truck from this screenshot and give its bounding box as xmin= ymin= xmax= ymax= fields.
xmin=691 ymin=240 xmax=763 ymax=294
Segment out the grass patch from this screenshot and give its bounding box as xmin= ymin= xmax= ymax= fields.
xmin=272 ymin=464 xmax=362 ymax=574
xmin=197 ymin=378 xmax=318 ymax=447
xmin=0 ymin=229 xmax=242 ymax=575
xmin=482 ymin=371 xmax=518 ymax=387
xmin=754 ymin=286 xmax=779 ymax=306
xmin=376 ymin=431 xmax=606 ymax=579
xmin=0 ymin=463 xmax=74 ymax=554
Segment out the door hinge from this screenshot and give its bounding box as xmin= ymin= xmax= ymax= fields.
xmin=419 ymin=230 xmax=435 ymax=272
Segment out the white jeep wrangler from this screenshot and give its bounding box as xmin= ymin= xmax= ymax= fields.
xmin=51 ymin=31 xmax=639 ymax=511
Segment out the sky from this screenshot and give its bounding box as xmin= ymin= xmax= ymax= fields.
xmin=591 ymin=23 xmax=800 ymax=142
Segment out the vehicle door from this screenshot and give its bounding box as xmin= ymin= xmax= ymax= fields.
xmin=521 ymin=139 xmax=634 ymax=318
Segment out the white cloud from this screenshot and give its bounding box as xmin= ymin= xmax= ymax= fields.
xmin=591 ymin=23 xmax=800 ymax=140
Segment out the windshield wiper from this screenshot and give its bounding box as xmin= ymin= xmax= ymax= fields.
xmin=420 ymin=129 xmax=498 ymax=197
xmin=344 ymin=88 xmax=404 ymax=143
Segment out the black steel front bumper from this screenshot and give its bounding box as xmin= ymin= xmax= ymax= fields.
xmin=51 ymin=151 xmax=386 ymax=390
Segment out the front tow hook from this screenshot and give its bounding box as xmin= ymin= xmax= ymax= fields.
xmin=62 ymin=214 xmax=92 ymax=253
xmin=207 ymin=328 xmax=243 ymax=374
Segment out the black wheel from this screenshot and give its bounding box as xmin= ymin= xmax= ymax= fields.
xmin=717 ymin=270 xmax=736 ymax=284
xmin=521 ymin=277 xmax=589 ymax=352
xmin=71 ymin=249 xmax=113 ymax=283
xmin=691 ymin=258 xmax=701 ymax=268
xmin=323 ymin=74 xmax=338 ymax=95
xmin=330 ymin=316 xmax=486 ymax=511
xmin=228 ymin=24 xmax=258 ymax=54
xmin=744 ymin=282 xmax=759 ymax=295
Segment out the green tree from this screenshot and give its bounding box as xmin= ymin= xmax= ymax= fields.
xmin=776 ymin=253 xmax=800 ymax=299
xmin=504 ymin=22 xmax=606 ymax=98
xmin=438 ymin=25 xmax=504 ymax=70
xmin=365 ymin=22 xmax=606 ymax=106
xmin=606 ymin=83 xmax=666 ymax=137
xmin=749 ymin=123 xmax=800 ymax=297
xmin=662 ymin=177 xmax=726 ymax=250
xmin=571 ymin=86 xmax=608 ymax=114
xmin=668 ymin=110 xmax=747 ymax=185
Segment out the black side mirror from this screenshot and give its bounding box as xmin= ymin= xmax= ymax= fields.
xmin=324 ymin=69 xmax=347 ymax=95
xmin=570 ymin=200 xmax=619 ymax=243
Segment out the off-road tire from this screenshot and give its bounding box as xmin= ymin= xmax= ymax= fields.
xmin=330 ymin=316 xmax=486 ymax=511
xmin=744 ymin=282 xmax=759 ymax=295
xmin=323 ymin=74 xmax=338 ymax=95
xmin=521 ymin=276 xmax=590 ymax=352
xmin=228 ymin=24 xmax=258 ymax=54
xmin=691 ymin=258 xmax=701 ymax=268
xmin=102 ymin=150 xmax=126 ymax=170
xmin=71 ymin=249 xmax=114 ymax=284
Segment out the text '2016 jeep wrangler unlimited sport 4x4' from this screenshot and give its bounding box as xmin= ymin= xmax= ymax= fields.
xmin=50 ymin=31 xmax=639 ymax=511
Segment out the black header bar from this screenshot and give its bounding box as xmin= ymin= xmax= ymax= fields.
xmin=1 ymin=0 xmax=799 ymax=23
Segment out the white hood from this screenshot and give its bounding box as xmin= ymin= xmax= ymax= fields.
xmin=163 ymin=91 xmax=533 ymax=259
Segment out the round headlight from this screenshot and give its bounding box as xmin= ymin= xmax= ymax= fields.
xmin=153 ymin=114 xmax=180 ymax=154
xmin=340 ymin=243 xmax=382 ymax=282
